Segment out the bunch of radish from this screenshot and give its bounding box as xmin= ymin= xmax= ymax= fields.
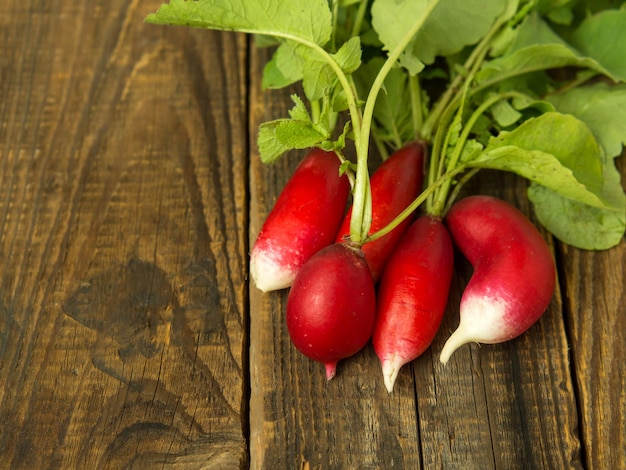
xmin=251 ymin=142 xmax=556 ymax=392
xmin=148 ymin=0 xmax=622 ymax=394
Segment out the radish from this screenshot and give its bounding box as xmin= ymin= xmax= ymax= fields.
xmin=373 ymin=215 xmax=454 ymax=392
xmin=440 ymin=195 xmax=556 ymax=364
xmin=335 ymin=141 xmax=426 ymax=282
xmin=250 ymin=148 xmax=350 ymax=292
xmin=286 ymin=242 xmax=376 ymax=380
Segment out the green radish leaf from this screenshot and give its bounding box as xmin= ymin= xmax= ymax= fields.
xmin=528 ymin=186 xmax=625 ymax=250
xmin=298 ymin=48 xmax=336 ymax=101
xmin=545 ymin=6 xmax=574 ymax=25
xmin=262 ymin=43 xmax=304 ymax=90
xmin=258 ymin=119 xmax=329 ymax=163
xmin=354 ymin=58 xmax=414 ymax=148
xmin=489 ymin=92 xmax=555 ymax=130
xmin=298 ymin=37 xmax=362 ymax=101
xmin=371 ymin=0 xmax=428 ymax=75
xmin=332 ymin=36 xmax=362 ymax=74
xmin=254 ymin=34 xmax=280 ymax=48
xmin=258 ymin=20 xmax=362 ymax=95
xmin=491 ymin=98 xmax=523 ymax=127
xmin=459 ymin=139 xmax=484 ymax=163
xmin=334 ymin=121 xmax=352 ymax=152
xmin=507 ymin=11 xmax=574 ymax=52
xmin=332 ymin=89 xmax=349 ymax=113
xmin=535 ymin=0 xmax=571 ymax=16
xmin=570 ymin=9 xmax=626 ymax=81
xmin=273 ymin=120 xmax=327 ymax=147
xmin=319 ymin=121 xmax=352 ymax=155
xmin=470 ymin=112 xmax=614 ymax=209
xmin=547 ymin=82 xmax=626 ymax=158
xmin=145 ymin=0 xmax=332 ymax=46
xmin=338 ymin=159 xmax=356 ymax=177
xmin=372 ymin=0 xmax=506 ymax=74
xmin=371 ymin=0 xmax=510 ymax=75
xmin=476 ymin=44 xmax=616 ymax=86
xmin=471 ymin=145 xmax=607 ymax=209
xmin=257 ymin=95 xmax=330 ymax=163
xmin=510 ymin=94 xmax=555 ymax=115
xmin=486 ymin=0 xmax=532 ymax=57
xmin=287 ymin=94 xmax=312 ymax=122
xmin=528 ymin=154 xmax=626 ymax=250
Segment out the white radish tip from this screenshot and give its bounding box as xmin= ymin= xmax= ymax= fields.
xmin=381 ymin=354 xmax=405 ymax=393
xmin=439 ymin=327 xmax=473 ymax=364
xmin=325 ymin=362 xmax=337 ymax=381
xmin=440 ymin=295 xmax=510 ymax=363
xmin=250 ymin=249 xmax=296 ymax=292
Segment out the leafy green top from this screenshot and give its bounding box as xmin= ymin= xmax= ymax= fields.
xmin=146 ymin=0 xmax=626 ymax=250
xmin=146 ymin=0 xmax=333 ymax=45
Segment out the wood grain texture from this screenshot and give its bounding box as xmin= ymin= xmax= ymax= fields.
xmin=0 ymin=1 xmax=248 ymax=468
xmin=1 ymin=1 xmax=625 ymax=469
xmin=558 ymin=156 xmax=626 ymax=469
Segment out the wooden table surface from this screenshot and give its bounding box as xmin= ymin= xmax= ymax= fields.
xmin=1 ymin=1 xmax=624 ymax=468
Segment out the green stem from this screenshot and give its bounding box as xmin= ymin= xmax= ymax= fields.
xmin=421 ymin=6 xmax=509 ymax=140
xmin=371 ymin=127 xmax=390 ymax=162
xmin=334 ymin=149 xmax=356 ymax=189
xmin=351 ymin=0 xmax=369 ymax=37
xmin=331 ymin=0 xmax=340 ymax=51
xmin=264 ymin=32 xmax=363 ymax=151
xmin=422 ymin=69 xmax=463 ymax=141
xmin=424 ymin=37 xmax=497 ymax=213
xmin=425 ymin=90 xmax=461 ymax=213
xmin=443 ymin=167 xmax=480 ymax=214
xmin=350 ymin=0 xmax=442 ymax=243
xmin=310 ymin=99 xmax=321 ymax=123
xmin=431 ymin=90 xmax=527 ymax=216
xmin=425 ymin=28 xmax=501 ymax=213
xmin=365 ymin=163 xmax=468 ymax=244
xmin=248 ymin=30 xmax=369 ymax=241
xmin=358 ymin=0 xmax=441 ymax=153
xmin=409 ymin=74 xmax=423 ymax=139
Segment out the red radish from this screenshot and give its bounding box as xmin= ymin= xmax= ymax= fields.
xmin=373 ymin=215 xmax=454 ymax=392
xmin=250 ymin=148 xmax=350 ymax=292
xmin=335 ymin=141 xmax=426 ymax=282
xmin=440 ymin=195 xmax=556 ymax=364
xmin=286 ymin=242 xmax=376 ymax=380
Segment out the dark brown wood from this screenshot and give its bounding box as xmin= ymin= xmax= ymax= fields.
xmin=558 ymin=156 xmax=626 ymax=469
xmin=560 ymin=243 xmax=626 ymax=469
xmin=0 ymin=1 xmax=249 ymax=468
xmin=1 ymin=1 xmax=625 ymax=469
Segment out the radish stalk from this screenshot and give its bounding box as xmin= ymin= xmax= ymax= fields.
xmin=440 ymin=195 xmax=556 ymax=364
xmin=335 ymin=141 xmax=426 ymax=282
xmin=349 ymin=0 xmax=442 ymax=244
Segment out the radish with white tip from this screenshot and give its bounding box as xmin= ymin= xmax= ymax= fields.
xmin=440 ymin=195 xmax=556 ymax=364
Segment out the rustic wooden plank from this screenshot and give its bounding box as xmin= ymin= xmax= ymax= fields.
xmin=559 ymin=156 xmax=626 ymax=469
xmin=3 ymin=1 xmax=625 ymax=468
xmin=248 ymin=47 xmax=422 ymax=469
xmin=0 ymin=1 xmax=248 ymax=467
